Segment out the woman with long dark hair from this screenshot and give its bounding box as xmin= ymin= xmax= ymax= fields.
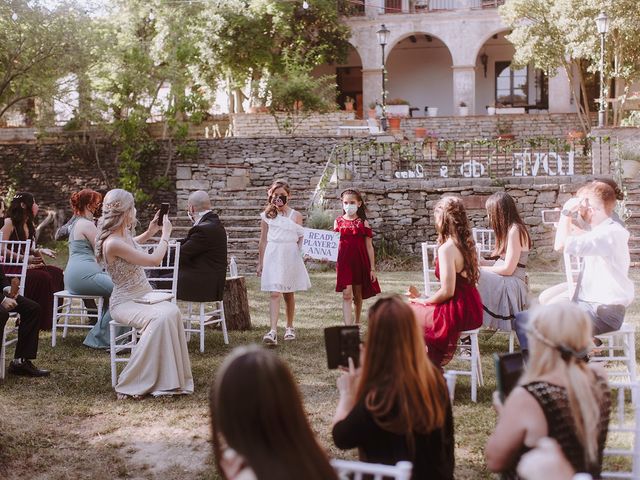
xmin=0 ymin=192 xmax=64 ymax=330
xmin=477 ymin=192 xmax=531 ymax=331
xmin=408 ymin=196 xmax=483 ymax=366
xmin=332 ymin=295 xmax=455 ymax=480
xmin=210 ymin=346 xmax=337 ymax=480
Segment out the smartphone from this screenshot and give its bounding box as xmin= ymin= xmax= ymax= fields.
xmin=9 ymin=277 xmax=19 ymax=298
xmin=157 ymin=203 xmax=170 ymax=226
xmin=324 ymin=326 xmax=361 ymax=370
xmin=541 ymin=209 xmax=561 ymax=224
xmin=494 ymin=352 xmax=524 ymax=401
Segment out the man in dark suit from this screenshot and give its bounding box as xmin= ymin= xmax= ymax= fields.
xmin=0 ymin=270 xmax=49 ymax=377
xmin=177 ymin=191 xmax=228 ymax=302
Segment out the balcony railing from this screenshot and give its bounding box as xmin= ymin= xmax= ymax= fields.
xmin=341 ymin=0 xmax=505 ymax=16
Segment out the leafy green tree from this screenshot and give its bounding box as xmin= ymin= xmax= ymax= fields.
xmin=0 ymin=1 xmax=92 ymax=121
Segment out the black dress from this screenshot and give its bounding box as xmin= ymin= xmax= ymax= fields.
xmin=501 ymin=376 xmax=611 ymax=479
xmin=332 ymin=396 xmax=455 ymax=480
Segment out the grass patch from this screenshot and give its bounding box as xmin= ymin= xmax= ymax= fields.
xmin=1 ymin=251 xmax=639 ymax=479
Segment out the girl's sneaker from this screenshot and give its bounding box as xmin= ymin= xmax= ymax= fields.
xmin=263 ymin=329 xmax=277 ymax=345
xmin=284 ymin=327 xmax=296 ymax=341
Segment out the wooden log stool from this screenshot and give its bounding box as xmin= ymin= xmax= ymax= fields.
xmin=222 ymin=275 xmax=251 ymax=330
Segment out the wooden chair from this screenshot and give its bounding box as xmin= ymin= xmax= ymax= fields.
xmin=602 ymin=382 xmax=640 ymax=479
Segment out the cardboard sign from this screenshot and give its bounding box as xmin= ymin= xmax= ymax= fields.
xmin=302 ymin=228 xmax=340 ymax=262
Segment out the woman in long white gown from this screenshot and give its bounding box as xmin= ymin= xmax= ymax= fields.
xmin=96 ymin=189 xmax=193 ymax=398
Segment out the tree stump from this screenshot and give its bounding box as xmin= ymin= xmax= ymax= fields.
xmin=223 ymin=276 xmax=251 ymax=330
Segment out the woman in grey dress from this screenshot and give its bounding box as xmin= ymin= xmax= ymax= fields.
xmin=63 ymin=189 xmax=114 ymax=349
xmin=477 ymin=192 xmax=531 ymax=331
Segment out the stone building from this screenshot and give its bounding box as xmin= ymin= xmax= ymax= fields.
xmin=314 ymin=0 xmax=575 ymax=118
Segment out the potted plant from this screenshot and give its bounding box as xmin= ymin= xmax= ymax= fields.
xmin=367 ymin=101 xmax=377 ymax=119
xmin=388 ymin=115 xmax=402 ymax=131
xmin=386 ymin=98 xmax=410 ymax=117
xmin=459 ymin=101 xmax=469 ymax=116
xmin=496 ymin=117 xmax=514 ymax=140
xmin=566 ymin=129 xmax=586 ymax=141
xmin=427 ymin=106 xmax=438 ymax=117
xmin=344 ymin=96 xmax=355 ymax=111
xmin=487 ymin=103 xmax=496 ymax=115
xmin=415 ymin=127 xmax=427 ymax=140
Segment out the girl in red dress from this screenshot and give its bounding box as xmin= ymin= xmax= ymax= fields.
xmin=334 ymin=189 xmax=381 ymax=325
xmin=409 ymin=196 xmax=483 ymax=367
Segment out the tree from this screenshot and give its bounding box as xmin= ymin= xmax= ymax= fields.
xmin=0 ymin=1 xmax=92 ymax=121
xmin=500 ymin=0 xmax=640 ymax=131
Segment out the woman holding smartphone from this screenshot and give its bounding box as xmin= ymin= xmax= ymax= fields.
xmin=486 ymin=302 xmax=610 ymax=479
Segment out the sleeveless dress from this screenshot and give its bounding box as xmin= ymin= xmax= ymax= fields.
xmin=477 ymin=251 xmax=529 ymax=331
xmin=411 ymin=258 xmax=483 ymax=367
xmin=6 ymin=228 xmax=64 ymax=330
xmin=500 ymin=377 xmax=611 ymax=480
xmin=64 ymin=219 xmax=114 ymax=349
xmin=106 ymin=241 xmax=193 ymax=397
xmin=334 ymin=216 xmax=381 ymax=299
xmin=260 ymin=209 xmax=311 ymax=293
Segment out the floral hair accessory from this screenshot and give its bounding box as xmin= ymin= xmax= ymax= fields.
xmin=102 ymin=201 xmax=121 ymax=212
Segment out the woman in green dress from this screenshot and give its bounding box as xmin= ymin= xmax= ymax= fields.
xmin=63 ymin=189 xmax=114 ymax=349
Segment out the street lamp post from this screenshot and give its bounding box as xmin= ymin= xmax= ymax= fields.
xmin=595 ymin=11 xmax=609 ymax=128
xmin=377 ymin=24 xmax=390 ymax=131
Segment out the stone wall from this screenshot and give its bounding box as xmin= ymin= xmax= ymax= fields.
xmin=323 ymin=175 xmax=604 ymax=262
xmin=231 ymin=112 xmax=357 ymax=138
xmin=398 ymin=113 xmax=583 ymax=141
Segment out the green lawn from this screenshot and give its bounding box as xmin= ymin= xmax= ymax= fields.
xmin=1 ymin=260 xmax=638 ymax=479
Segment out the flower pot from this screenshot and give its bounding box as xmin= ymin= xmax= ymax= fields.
xmin=415 ymin=127 xmax=427 ymax=140
xmin=622 ymin=160 xmax=640 ymax=179
xmin=487 ymin=107 xmax=496 ymax=115
xmin=345 ymin=102 xmax=354 ymax=111
xmin=427 ymin=107 xmax=438 ymax=117
xmin=388 ymin=117 xmax=402 ymax=131
xmin=566 ymin=130 xmax=586 ymax=141
xmin=386 ymin=105 xmax=410 ymax=117
xmin=496 ymin=134 xmax=515 ymax=140
xmin=293 ymin=100 xmax=303 ymax=110
xmin=459 ymin=106 xmax=469 ymax=116
xmin=367 ymin=108 xmax=377 ymax=119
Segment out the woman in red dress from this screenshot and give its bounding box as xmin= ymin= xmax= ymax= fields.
xmin=1 ymin=192 xmax=64 ymax=330
xmin=334 ymin=189 xmax=381 ymax=325
xmin=409 ymin=196 xmax=483 ymax=367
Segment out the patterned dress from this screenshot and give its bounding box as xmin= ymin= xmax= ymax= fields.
xmin=334 ymin=216 xmax=381 ymax=299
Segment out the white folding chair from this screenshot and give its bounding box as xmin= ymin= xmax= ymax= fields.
xmin=474 ymin=227 xmax=518 ymax=352
xmin=182 ymin=299 xmax=228 ymax=352
xmin=472 ymin=227 xmax=495 ymax=256
xmin=564 ymin=253 xmax=637 ymax=383
xmin=109 ymin=242 xmax=181 ymax=388
xmin=52 ymin=292 xmax=104 ymax=347
xmin=0 ymin=238 xmax=31 ymax=380
xmin=421 ymin=242 xmax=483 ymax=402
xmin=601 ymin=382 xmax=640 ymax=479
xmin=331 ymin=459 xmax=412 ymax=480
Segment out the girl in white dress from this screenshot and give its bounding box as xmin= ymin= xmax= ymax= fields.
xmin=96 ymin=189 xmax=193 ymax=399
xmin=257 ymin=180 xmax=311 ymax=345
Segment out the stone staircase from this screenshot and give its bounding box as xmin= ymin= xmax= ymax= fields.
xmin=624 ymin=179 xmax=640 ymax=266
xmin=171 ymin=186 xmax=316 ymax=274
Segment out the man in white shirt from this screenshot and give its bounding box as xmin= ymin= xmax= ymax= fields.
xmin=514 ymin=181 xmax=634 ymax=355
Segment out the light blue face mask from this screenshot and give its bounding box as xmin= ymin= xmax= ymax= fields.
xmin=343 ymin=204 xmax=358 ymax=215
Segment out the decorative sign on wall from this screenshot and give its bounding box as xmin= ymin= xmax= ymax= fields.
xmin=302 ymin=228 xmax=340 ymax=262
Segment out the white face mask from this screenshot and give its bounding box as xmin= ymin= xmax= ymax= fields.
xmin=343 ymin=204 xmax=358 ymax=216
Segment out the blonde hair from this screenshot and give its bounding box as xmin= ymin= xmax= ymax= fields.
xmin=522 ymin=302 xmax=604 ymax=466
xmin=95 ymin=189 xmax=136 ymax=262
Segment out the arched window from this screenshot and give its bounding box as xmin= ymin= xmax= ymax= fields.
xmin=495 ymin=61 xmax=528 ymax=107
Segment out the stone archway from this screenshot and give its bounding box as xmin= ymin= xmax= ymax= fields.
xmin=386 ymin=33 xmax=454 ymax=116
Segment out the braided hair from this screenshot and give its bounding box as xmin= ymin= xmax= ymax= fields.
xmin=95 ymin=189 xmax=135 ymax=263
xmin=433 ymin=196 xmax=479 ymax=285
